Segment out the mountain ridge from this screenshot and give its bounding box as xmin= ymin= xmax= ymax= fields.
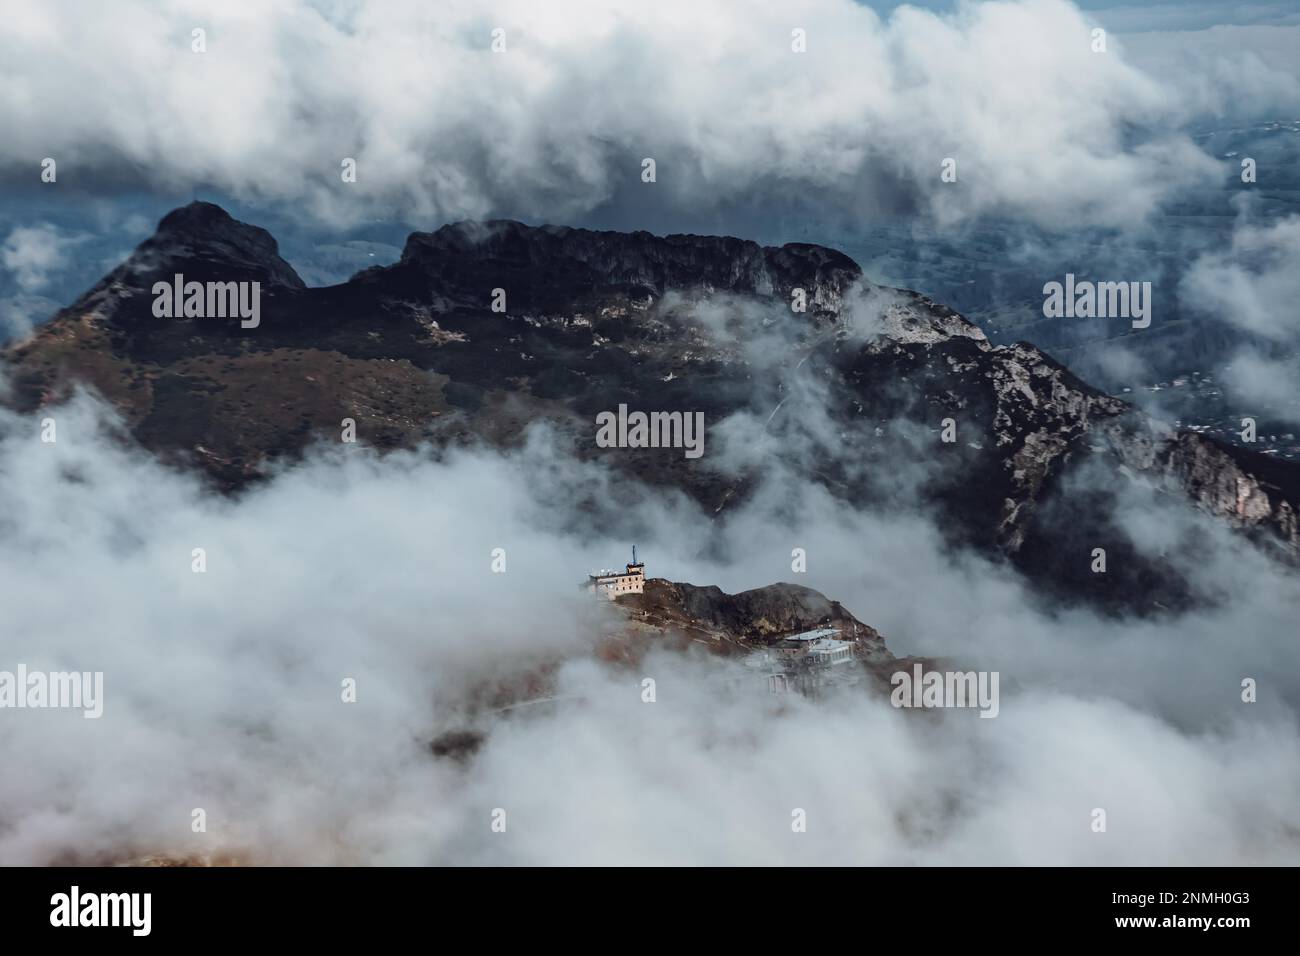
xmin=4 ymin=202 xmax=1297 ymax=611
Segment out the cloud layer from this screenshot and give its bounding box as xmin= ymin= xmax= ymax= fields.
xmin=1 ymin=382 xmax=1298 ymax=865
xmin=1180 ymin=211 xmax=1300 ymax=423
xmin=0 ymin=0 xmax=1253 ymax=230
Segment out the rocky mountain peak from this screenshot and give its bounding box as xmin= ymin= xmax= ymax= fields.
xmin=155 ymin=200 xmax=244 ymax=234
xmin=109 ymin=202 xmax=306 ymax=295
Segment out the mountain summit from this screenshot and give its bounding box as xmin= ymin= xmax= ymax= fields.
xmin=122 ymin=201 xmax=306 ymax=292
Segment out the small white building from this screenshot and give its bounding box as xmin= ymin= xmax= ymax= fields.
xmin=587 ymin=546 xmax=646 ymax=599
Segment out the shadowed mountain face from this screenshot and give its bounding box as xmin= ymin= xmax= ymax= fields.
xmin=4 ymin=203 xmax=1298 ymax=612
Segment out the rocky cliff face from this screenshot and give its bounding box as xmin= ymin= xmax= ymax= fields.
xmin=1104 ymin=420 xmax=1300 ymax=553
xmin=4 ymin=202 xmax=1297 ymax=611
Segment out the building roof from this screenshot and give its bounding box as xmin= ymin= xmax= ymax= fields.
xmin=785 ymin=627 xmax=841 ymax=642
xmin=588 ymin=567 xmax=643 ymax=579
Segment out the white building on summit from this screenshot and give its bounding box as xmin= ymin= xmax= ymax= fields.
xmin=587 ymin=546 xmax=646 ymax=599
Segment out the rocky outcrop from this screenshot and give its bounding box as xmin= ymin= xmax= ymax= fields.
xmin=622 ymin=578 xmax=886 ymax=651
xmin=1100 ymin=416 xmax=1300 ymax=553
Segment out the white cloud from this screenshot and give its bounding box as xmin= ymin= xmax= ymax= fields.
xmin=1 ymin=387 xmax=1297 ymax=864
xmin=0 ymin=223 xmax=84 ymax=293
xmin=0 ymin=291 xmax=58 ymax=341
xmin=1179 ymin=212 xmax=1300 ymax=422
xmin=1122 ymin=23 xmax=1300 ymax=116
xmin=0 ymin=223 xmax=86 ymax=339
xmin=0 ymin=0 xmax=1231 ymax=230
xmin=1181 ymin=213 xmax=1300 ymax=342
xmin=1221 ymin=350 xmax=1300 ymax=420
